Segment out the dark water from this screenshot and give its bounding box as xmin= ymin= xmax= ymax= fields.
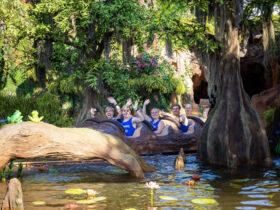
xmin=0 ymin=155 xmax=280 ymax=209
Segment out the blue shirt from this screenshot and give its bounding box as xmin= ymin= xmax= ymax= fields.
xmin=121 ymin=118 xmax=136 ymax=137
xmin=150 ymin=120 xmax=161 ymax=131
xmin=179 ymin=115 xmax=189 ymax=133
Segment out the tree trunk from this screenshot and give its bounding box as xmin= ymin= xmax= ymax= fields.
xmin=198 ymin=2 xmax=272 ymax=168
xmin=75 ymin=85 xmax=105 ymax=125
xmin=2 ymin=178 xmax=24 ymax=210
xmin=263 ymin=19 xmax=279 ymax=88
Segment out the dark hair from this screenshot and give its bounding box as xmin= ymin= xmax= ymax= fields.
xmin=171 ymin=104 xmax=181 ymax=109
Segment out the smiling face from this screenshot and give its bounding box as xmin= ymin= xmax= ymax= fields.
xmin=105 ymin=107 xmax=114 ymax=119
xmin=171 ymin=105 xmax=181 ymax=117
xmin=151 ymin=108 xmax=160 ymax=120
xmin=122 ymin=107 xmax=132 ymax=119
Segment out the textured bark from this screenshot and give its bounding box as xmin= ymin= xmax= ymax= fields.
xmin=75 ymin=86 xmax=105 ymax=125
xmin=197 ymin=1 xmax=272 ymax=168
xmin=0 ymin=122 xmax=155 ymax=178
xmin=2 ymin=178 xmax=24 ymax=210
xmin=263 ymin=19 xmax=279 ymax=88
xmin=81 ymin=116 xmax=204 ymax=154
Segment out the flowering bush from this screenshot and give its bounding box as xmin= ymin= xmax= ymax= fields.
xmin=130 ymin=54 xmax=175 ymax=78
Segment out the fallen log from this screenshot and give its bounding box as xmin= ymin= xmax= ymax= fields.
xmin=0 ymin=122 xmax=155 ymax=179
xmin=2 ymin=178 xmax=24 ymax=210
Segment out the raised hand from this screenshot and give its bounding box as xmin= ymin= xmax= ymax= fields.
xmin=107 ymin=96 xmax=117 ymax=105
xmin=126 ymin=98 xmax=132 ymax=106
xmin=133 ymin=100 xmax=138 ymax=111
xmin=143 ymin=99 xmax=150 ymax=106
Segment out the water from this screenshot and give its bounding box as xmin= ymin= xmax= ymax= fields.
xmin=0 ymin=155 xmax=280 ymax=209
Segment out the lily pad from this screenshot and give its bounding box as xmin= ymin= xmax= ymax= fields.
xmin=77 ymin=196 xmax=106 ymax=204
xmin=159 ymin=196 xmax=178 ymax=201
xmin=230 ymin=183 xmax=242 ymax=189
xmin=32 ymin=201 xmax=45 ymax=205
xmin=191 ymin=198 xmax=217 ymax=205
xmin=65 ymin=188 xmax=86 ymax=195
xmin=232 ymin=178 xmax=250 ymax=183
xmin=49 ymin=169 xmax=58 ymax=173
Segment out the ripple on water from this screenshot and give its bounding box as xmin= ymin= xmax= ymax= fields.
xmin=240 ymin=200 xmax=274 ymax=206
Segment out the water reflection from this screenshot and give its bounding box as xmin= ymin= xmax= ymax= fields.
xmin=0 ymin=155 xmax=279 ymax=209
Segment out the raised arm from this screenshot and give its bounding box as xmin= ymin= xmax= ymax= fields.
xmin=107 ymin=97 xmax=121 ymax=118
xmin=143 ymin=99 xmax=150 ymax=115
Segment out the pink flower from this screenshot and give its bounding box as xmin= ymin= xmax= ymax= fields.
xmin=156 ymin=65 xmax=159 ymax=68
xmin=154 ymin=73 xmax=158 ymax=76
xmin=136 ymin=55 xmax=140 ymax=58
xmin=145 ymin=181 xmax=160 ymax=189
xmin=65 ymin=204 xmax=79 ymax=209
xmin=66 ymin=50 xmax=69 ymax=53
xmin=71 ymin=46 xmax=75 ymax=50
xmin=164 ymin=70 xmax=168 ymax=72
xmin=141 ymin=56 xmax=144 ymax=60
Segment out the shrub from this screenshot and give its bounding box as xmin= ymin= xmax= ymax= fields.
xmin=0 ymin=93 xmax=74 ymax=127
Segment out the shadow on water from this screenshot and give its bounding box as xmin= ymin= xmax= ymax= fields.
xmin=0 ymin=154 xmax=279 ymax=209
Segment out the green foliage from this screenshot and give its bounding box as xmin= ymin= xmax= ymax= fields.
xmin=7 ymin=161 xmax=14 ymax=179
xmin=1 ymin=166 xmax=6 ymax=182
xmin=0 ymin=93 xmax=74 ymax=127
xmin=263 ymin=108 xmax=276 ymax=125
xmin=86 ymin=54 xmax=183 ymax=107
xmin=17 ymin=163 xmax=23 ymax=178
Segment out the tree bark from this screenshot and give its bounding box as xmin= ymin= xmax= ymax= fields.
xmin=263 ymin=19 xmax=279 ymax=88
xmin=0 ymin=122 xmax=155 ymax=179
xmin=2 ymin=178 xmax=24 ymax=210
xmin=75 ymin=85 xmax=105 ymax=125
xmin=198 ymin=1 xmax=272 ymax=168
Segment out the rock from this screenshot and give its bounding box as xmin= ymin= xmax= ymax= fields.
xmin=251 ymin=85 xmax=280 ymax=127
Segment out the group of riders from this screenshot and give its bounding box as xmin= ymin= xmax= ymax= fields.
xmin=91 ymin=97 xmax=194 ymax=138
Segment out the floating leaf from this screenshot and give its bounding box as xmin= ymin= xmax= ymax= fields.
xmin=77 ymin=197 xmax=106 ymax=204
xmin=32 ymin=201 xmax=45 ymax=205
xmin=231 ymin=178 xmax=250 ymax=183
xmin=49 ymin=169 xmax=58 ymax=173
xmin=125 ymin=208 xmax=137 ymax=210
xmin=230 ymin=183 xmax=242 ymax=189
xmin=191 ymin=198 xmax=217 ymax=205
xmin=65 ymin=188 xmax=86 ymax=195
xmin=159 ymin=196 xmax=178 ymax=201
xmin=130 ymin=193 xmax=140 ymax=197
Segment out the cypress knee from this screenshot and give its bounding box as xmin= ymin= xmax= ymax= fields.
xmin=174 ymin=155 xmax=184 ymax=171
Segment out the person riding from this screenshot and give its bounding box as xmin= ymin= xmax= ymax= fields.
xmin=106 ymin=97 xmax=121 ymax=120
xmin=142 ymin=99 xmax=165 ymax=134
xmin=121 ymin=99 xmax=144 ymax=137
xmin=185 ymin=103 xmax=193 ymax=116
xmin=171 ymin=104 xmax=189 ymax=133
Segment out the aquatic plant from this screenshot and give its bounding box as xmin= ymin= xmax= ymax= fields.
xmin=7 ymin=161 xmax=14 ymax=179
xmin=191 ymin=174 xmax=201 ymax=181
xmin=185 ymin=180 xmax=195 ymax=186
xmin=275 ymin=130 xmax=280 ymax=154
xmin=28 ymin=110 xmax=44 ymax=122
xmin=145 ymin=181 xmax=160 ymax=207
xmin=7 ymin=110 xmax=23 ymax=123
xmin=65 ymin=188 xmax=86 ymax=195
xmin=86 ymin=189 xmax=98 ymax=197
xmin=1 ymin=166 xmax=6 ymax=182
xmin=17 ymin=163 xmax=23 ymax=178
